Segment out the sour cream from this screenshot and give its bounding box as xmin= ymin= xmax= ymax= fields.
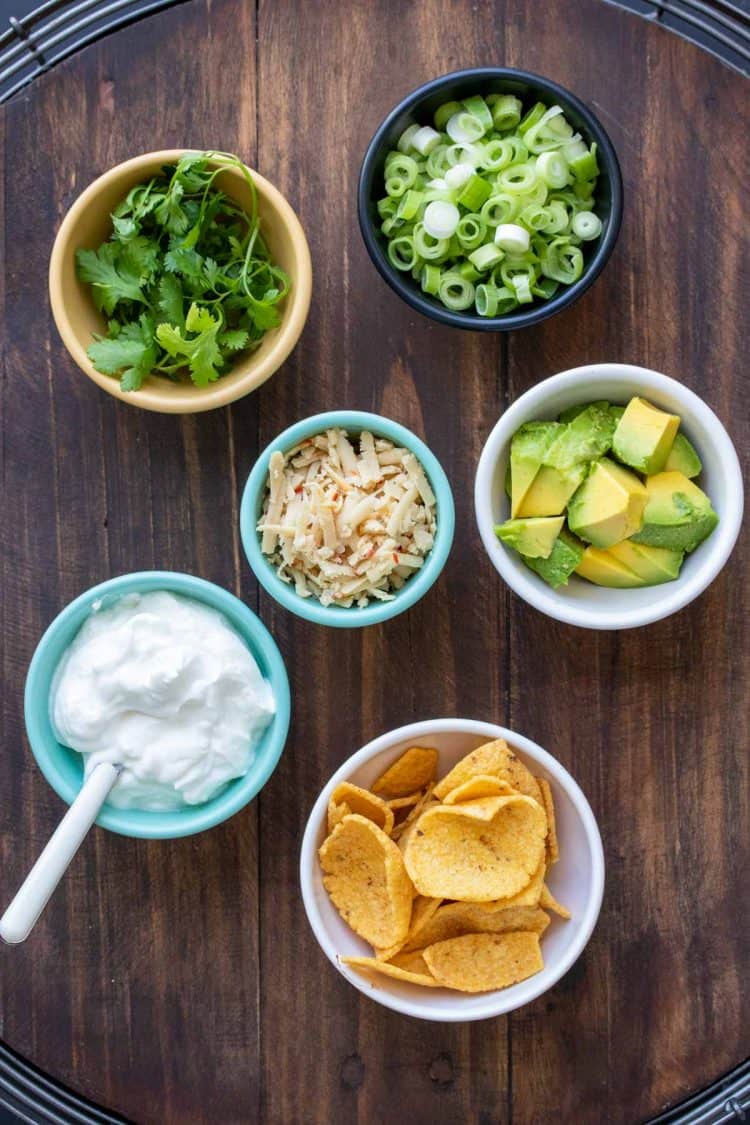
xmin=50 ymin=591 xmax=275 ymax=811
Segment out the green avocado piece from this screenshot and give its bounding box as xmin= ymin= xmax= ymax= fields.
xmin=629 ymin=471 xmax=718 ymax=553
xmin=509 ymin=421 xmax=562 ymax=517
xmin=575 ymin=546 xmax=648 ymax=588
xmin=607 ymin=540 xmax=684 ymax=584
xmin=664 ymin=432 xmax=702 ymax=478
xmin=495 ymin=515 xmax=565 ymax=559
xmin=612 ymin=397 xmax=680 ymax=475
xmin=567 ymin=458 xmax=648 ymax=548
xmin=609 ymin=405 xmax=625 ymax=425
xmin=516 ymin=462 xmax=587 ymax=517
xmin=544 ymin=402 xmax=617 ymax=470
xmin=523 ymin=528 xmax=585 ymax=589
xmin=558 ymin=400 xmax=609 ymax=424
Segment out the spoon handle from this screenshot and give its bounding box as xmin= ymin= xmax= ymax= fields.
xmin=0 ymin=762 xmax=121 ymax=944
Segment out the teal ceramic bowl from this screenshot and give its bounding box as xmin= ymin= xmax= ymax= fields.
xmin=240 ymin=411 xmax=455 ymax=627
xmin=24 ymin=571 xmax=291 ymax=839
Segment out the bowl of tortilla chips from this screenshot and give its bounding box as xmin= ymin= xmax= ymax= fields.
xmin=300 ymin=719 xmax=604 ymax=1021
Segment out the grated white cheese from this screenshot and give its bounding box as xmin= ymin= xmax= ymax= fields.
xmin=257 ymin=429 xmax=438 ymax=608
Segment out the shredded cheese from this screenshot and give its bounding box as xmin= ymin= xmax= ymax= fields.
xmin=257 ymin=429 xmax=438 ymax=608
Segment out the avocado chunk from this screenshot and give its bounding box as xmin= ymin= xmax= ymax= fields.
xmin=612 ymin=397 xmax=680 ymax=475
xmin=607 ymin=540 xmax=683 ymax=584
xmin=567 ymin=458 xmax=648 ymax=548
xmin=509 ymin=421 xmax=561 ymax=517
xmin=664 ymin=432 xmax=702 ymax=478
xmin=558 ymin=400 xmax=610 ymax=424
xmin=495 ymin=515 xmax=565 ymax=559
xmin=516 ymin=463 xmax=587 ymax=517
xmin=524 ymin=528 xmax=585 ymax=589
xmin=609 ymin=405 xmax=625 ymax=426
xmin=544 ymin=402 xmax=617 ymax=470
xmin=575 ymin=546 xmax=648 ymax=588
xmin=630 ymin=471 xmax=718 ymax=553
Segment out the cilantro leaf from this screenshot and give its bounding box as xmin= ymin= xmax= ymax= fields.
xmin=87 ymin=317 xmax=157 ymax=391
xmin=157 ymin=274 xmax=185 ymax=326
xmin=156 ymin=303 xmax=224 ymax=387
xmin=219 ymin=328 xmax=249 ymax=351
xmin=155 ymin=181 xmax=190 ymax=235
xmin=76 ymin=245 xmax=145 ymax=314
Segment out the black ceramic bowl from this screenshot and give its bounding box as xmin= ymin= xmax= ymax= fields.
xmin=358 ymin=67 xmax=623 ymax=331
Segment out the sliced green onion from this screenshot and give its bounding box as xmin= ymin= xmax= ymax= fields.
xmin=495 ymin=286 xmax=519 ymax=314
xmin=541 ymin=200 xmax=569 ymax=234
xmin=420 ymin=264 xmax=442 ymax=295
xmin=445 ymin=142 xmax=480 ymax=168
xmin=396 ymin=190 xmax=424 ymax=220
xmin=542 ymin=238 xmax=584 ymax=283
xmin=458 ymin=260 xmax=481 ymax=282
xmin=444 ymin=162 xmax=475 ymax=190
xmin=494 ymin=223 xmax=530 ymax=255
xmin=397 ymin=124 xmax=421 ymax=154
xmin=572 ymin=211 xmax=602 ymax=240
xmin=423 ymin=200 xmax=460 ymax=239
xmin=536 ymin=150 xmax=569 ymax=188
xmin=377 ymin=196 xmax=398 ymax=219
xmin=500 ymin=258 xmax=537 ymax=289
xmin=569 ymin=143 xmax=599 ymax=182
xmin=412 ymin=126 xmax=441 ymax=156
xmin=475 ymin=283 xmax=499 ymax=316
xmin=414 ymin=222 xmax=450 ymax=260
xmin=518 ymin=204 xmax=549 ymax=231
xmin=456 ymin=213 xmax=487 ymax=250
xmin=532 ymin=276 xmax=559 ymax=299
xmin=511 ymin=274 xmax=534 ymax=303
xmin=434 ymin=100 xmax=462 ymax=131
xmin=518 ymin=101 xmax=546 ymax=135
xmin=387 ymin=236 xmax=417 ymax=271
xmin=438 ymin=271 xmax=475 ymax=310
xmin=468 ymin=242 xmax=504 ymax=271
xmin=481 ymin=194 xmax=519 ymax=226
xmin=462 ymin=95 xmax=493 ymax=133
xmin=425 ymin=145 xmax=450 ymax=178
xmin=381 ymin=216 xmax=401 ymax=237
xmin=490 ymin=94 xmax=523 ymax=131
xmin=498 ymin=163 xmax=538 ymax=195
xmin=446 ymin=112 xmax=485 ymax=144
xmin=562 ymin=136 xmax=588 ymax=162
xmin=479 ymin=138 xmax=514 ymax=172
xmin=457 ymin=174 xmax=493 ymax=211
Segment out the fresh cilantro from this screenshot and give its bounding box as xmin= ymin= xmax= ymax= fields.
xmin=75 ymin=151 xmax=291 ymax=391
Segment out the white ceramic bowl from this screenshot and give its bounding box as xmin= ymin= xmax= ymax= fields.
xmin=475 ymin=363 xmax=744 ymax=630
xmin=300 ymin=719 xmax=604 ymax=1022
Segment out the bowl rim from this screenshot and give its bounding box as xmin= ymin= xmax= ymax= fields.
xmin=24 ymin=571 xmax=291 ymax=839
xmin=474 ymin=362 xmax=744 ymax=629
xmin=239 ymin=410 xmax=456 ymax=628
xmin=299 ymin=717 xmax=605 ymax=1022
xmin=48 ymin=149 xmax=313 ymax=414
xmin=357 ymin=66 xmax=623 ymax=332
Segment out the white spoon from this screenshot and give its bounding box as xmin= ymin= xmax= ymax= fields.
xmin=0 ymin=761 xmax=122 ymax=944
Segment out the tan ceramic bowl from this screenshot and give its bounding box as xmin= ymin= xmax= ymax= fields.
xmin=49 ymin=150 xmax=312 ymax=413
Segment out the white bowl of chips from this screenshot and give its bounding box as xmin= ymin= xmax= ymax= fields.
xmin=300 ymin=719 xmax=604 ymax=1022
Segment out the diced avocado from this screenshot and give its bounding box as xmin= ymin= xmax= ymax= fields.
xmin=509 ymin=421 xmax=561 ymax=517
xmin=575 ymin=546 xmax=647 ymax=588
xmin=516 ymin=463 xmax=587 ymax=518
xmin=524 ymin=528 xmax=585 ymax=589
xmin=664 ymin=432 xmax=702 ymax=478
xmin=544 ymin=402 xmax=617 ymax=470
xmin=567 ymin=458 xmax=648 ymax=548
xmin=607 ymin=540 xmax=684 ymax=584
xmin=630 ymin=471 xmax=718 ymax=553
xmin=505 ymin=462 xmax=512 ymax=498
xmin=609 ymin=405 xmax=625 ymax=425
xmin=558 ymin=400 xmax=609 ymax=424
xmin=495 ymin=515 xmax=565 ymax=559
xmin=612 ymin=397 xmax=680 ymax=475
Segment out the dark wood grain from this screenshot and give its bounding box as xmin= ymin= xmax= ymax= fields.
xmin=0 ymin=1 xmax=747 ymax=1122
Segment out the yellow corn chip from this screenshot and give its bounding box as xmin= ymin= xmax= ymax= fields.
xmin=478 ymin=856 xmax=546 ymax=910
xmin=403 ymin=794 xmax=546 ymax=901
xmin=401 ymin=902 xmax=550 ymax=953
xmin=537 ymin=778 xmax=559 ymax=864
xmin=433 ymin=739 xmax=542 ymax=804
xmin=442 ymin=774 xmax=516 ymax=804
xmin=375 ymin=895 xmax=442 ymax=961
xmin=341 ymin=955 xmax=441 ymax=988
xmin=319 ymin=814 xmax=412 ymax=948
xmin=371 ymin=746 xmax=438 ymax=799
xmin=389 ymin=949 xmax=435 ymax=977
xmin=540 ymin=884 xmax=571 ymax=919
xmin=327 ymin=782 xmax=394 ymax=836
xmin=387 ymin=791 xmax=424 ymax=811
xmin=423 ymin=931 xmax=544 ymax=992
xmin=391 ymin=785 xmax=436 ymax=842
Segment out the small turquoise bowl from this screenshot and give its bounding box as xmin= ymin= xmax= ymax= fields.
xmin=24 ymin=571 xmax=291 ymax=839
xmin=240 ymin=411 xmax=455 ymax=627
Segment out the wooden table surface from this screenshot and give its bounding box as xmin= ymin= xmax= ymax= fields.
xmin=0 ymin=1 xmax=748 ymax=1122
